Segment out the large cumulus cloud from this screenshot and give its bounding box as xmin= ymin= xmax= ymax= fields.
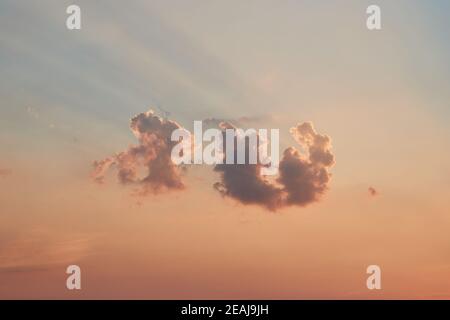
xmin=213 ymin=121 xmax=335 ymax=210
xmin=280 ymin=122 xmax=335 ymax=206
xmin=92 ymin=110 xmax=185 ymax=194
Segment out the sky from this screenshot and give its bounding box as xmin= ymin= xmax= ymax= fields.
xmin=0 ymin=0 xmax=449 ymax=299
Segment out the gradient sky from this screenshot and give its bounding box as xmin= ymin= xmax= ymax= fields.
xmin=0 ymin=0 xmax=449 ymax=299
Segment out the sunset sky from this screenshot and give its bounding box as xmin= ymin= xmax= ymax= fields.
xmin=1 ymin=0 xmax=450 ymax=299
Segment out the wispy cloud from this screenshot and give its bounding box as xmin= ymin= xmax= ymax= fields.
xmin=203 ymin=114 xmax=275 ymax=128
xmin=0 ymin=228 xmax=93 ymax=274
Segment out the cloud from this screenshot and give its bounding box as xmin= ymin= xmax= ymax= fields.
xmin=280 ymin=122 xmax=335 ymax=206
xmin=203 ymin=114 xmax=274 ymax=128
xmin=92 ymin=110 xmax=186 ymax=194
xmin=214 ymin=121 xmax=335 ymax=210
xmin=0 ymin=229 xmax=92 ymax=274
xmin=289 ymin=122 xmax=335 ymax=167
xmin=368 ymin=187 xmax=378 ymax=196
xmin=93 ymin=111 xmax=335 ymax=210
xmin=214 ymin=163 xmax=284 ymax=211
